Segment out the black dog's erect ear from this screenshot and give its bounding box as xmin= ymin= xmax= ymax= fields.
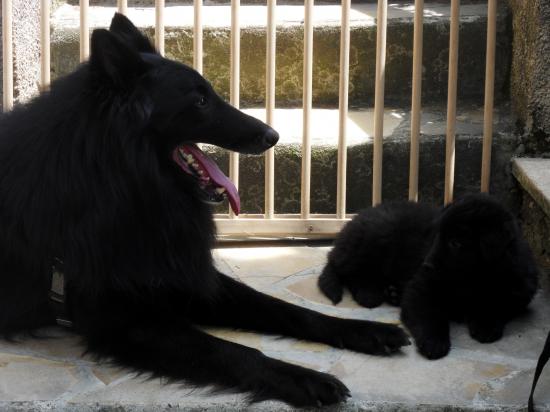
xmin=90 ymin=29 xmax=149 ymax=87
xmin=109 ymin=13 xmax=156 ymax=54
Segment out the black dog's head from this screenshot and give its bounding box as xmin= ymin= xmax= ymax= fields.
xmin=88 ymin=13 xmax=279 ymax=214
xmin=436 ymin=194 xmax=519 ymax=267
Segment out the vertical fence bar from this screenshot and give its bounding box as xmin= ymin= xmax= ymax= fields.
xmin=41 ymin=0 xmax=51 ymax=90
xmin=408 ymin=0 xmax=424 ymax=202
xmin=336 ymin=0 xmax=350 ymax=219
xmin=155 ymin=0 xmax=165 ymax=56
xmin=40 ymin=0 xmax=50 ymax=90
xmin=117 ymin=0 xmax=128 ymax=15
xmin=301 ymin=0 xmax=313 ymax=219
xmin=265 ymin=0 xmax=276 ymax=219
xmin=444 ymin=0 xmax=460 ymax=205
xmin=481 ymin=0 xmax=497 ymax=193
xmin=229 ymin=0 xmax=240 ymax=218
xmin=372 ymin=0 xmax=387 ymax=206
xmin=193 ymin=0 xmax=203 ymax=74
xmin=2 ymin=0 xmax=13 ymax=111
xmin=80 ymin=0 xmax=89 ymax=62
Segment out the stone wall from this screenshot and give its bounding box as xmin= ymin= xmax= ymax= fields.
xmin=0 ymin=0 xmax=41 ymax=110
xmin=509 ymin=0 xmax=550 ymax=155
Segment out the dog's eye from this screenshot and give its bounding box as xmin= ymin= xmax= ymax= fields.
xmin=196 ymin=96 xmax=208 ymax=108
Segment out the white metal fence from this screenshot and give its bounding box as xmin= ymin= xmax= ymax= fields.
xmin=1 ymin=0 xmax=498 ymax=238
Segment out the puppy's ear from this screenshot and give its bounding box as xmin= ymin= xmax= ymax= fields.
xmin=109 ymin=13 xmax=156 ymax=54
xmin=90 ymin=29 xmax=149 ymax=88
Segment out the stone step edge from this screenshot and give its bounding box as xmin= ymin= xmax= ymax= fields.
xmin=52 ymin=3 xmax=492 ymax=31
xmin=512 ymin=158 xmax=550 ymax=219
xmin=229 ymin=106 xmax=511 ymax=147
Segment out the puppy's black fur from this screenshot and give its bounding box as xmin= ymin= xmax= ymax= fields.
xmin=0 ymin=14 xmax=410 ymax=406
xmin=319 ymin=194 xmax=539 ymax=359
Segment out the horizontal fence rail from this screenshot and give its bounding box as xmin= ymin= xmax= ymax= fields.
xmin=1 ymin=0 xmax=499 ymax=238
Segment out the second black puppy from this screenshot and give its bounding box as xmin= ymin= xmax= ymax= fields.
xmin=319 ymin=194 xmax=539 ymax=359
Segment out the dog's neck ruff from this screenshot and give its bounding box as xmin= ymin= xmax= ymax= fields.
xmin=173 ymin=144 xmax=240 ymax=215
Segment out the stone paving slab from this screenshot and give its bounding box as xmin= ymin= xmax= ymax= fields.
xmin=1 ymin=245 xmax=549 ymax=411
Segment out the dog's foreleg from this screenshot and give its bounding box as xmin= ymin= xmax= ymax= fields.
xmin=85 ymin=323 xmax=349 ymax=407
xmin=191 ymin=272 xmax=410 ymax=355
xmin=401 ymin=268 xmax=451 ymax=359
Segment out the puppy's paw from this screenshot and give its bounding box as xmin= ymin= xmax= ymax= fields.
xmin=415 ymin=336 xmax=450 ymax=360
xmin=318 ymin=267 xmax=344 ymax=305
xmin=251 ymin=363 xmax=350 ymax=407
xmin=352 ymin=289 xmax=385 ymax=308
xmin=334 ymin=320 xmax=411 ymax=355
xmin=468 ymin=322 xmax=504 ymax=343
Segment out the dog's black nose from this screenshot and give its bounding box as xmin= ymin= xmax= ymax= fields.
xmin=262 ymin=128 xmax=279 ymax=147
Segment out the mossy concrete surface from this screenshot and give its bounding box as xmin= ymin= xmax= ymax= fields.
xmin=51 ymin=2 xmax=511 ymax=107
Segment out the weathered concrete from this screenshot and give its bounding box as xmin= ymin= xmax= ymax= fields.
xmin=509 ymin=0 xmax=550 ymax=154
xmin=206 ymin=105 xmax=518 ymax=215
xmin=50 ymin=2 xmax=511 ymax=107
xmin=512 ymin=158 xmax=550 ymax=272
xmin=0 ymin=244 xmax=549 ymax=411
xmin=0 ymin=0 xmax=41 ymax=109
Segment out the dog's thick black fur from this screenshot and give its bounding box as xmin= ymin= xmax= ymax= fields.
xmin=319 ymin=194 xmax=539 ymax=360
xmin=0 ymin=14 xmax=410 ymax=406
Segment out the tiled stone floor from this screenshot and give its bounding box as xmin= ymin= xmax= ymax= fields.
xmin=1 ymin=245 xmax=549 ymax=411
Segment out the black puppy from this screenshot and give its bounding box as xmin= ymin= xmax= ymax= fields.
xmin=319 ymin=194 xmax=539 ymax=359
xmin=0 ymin=14 xmax=409 ymax=407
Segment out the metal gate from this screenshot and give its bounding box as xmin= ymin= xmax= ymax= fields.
xmin=1 ymin=0 xmax=498 ymax=238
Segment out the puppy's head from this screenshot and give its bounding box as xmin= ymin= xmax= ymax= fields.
xmin=437 ymin=194 xmax=519 ymax=266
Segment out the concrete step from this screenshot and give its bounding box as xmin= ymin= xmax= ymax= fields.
xmin=51 ymin=1 xmax=510 ymax=107
xmin=513 ymin=158 xmax=550 ymax=271
xmin=203 ymin=105 xmax=518 ymax=215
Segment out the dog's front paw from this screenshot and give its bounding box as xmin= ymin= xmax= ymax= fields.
xmin=334 ymin=320 xmax=411 ymax=355
xmin=352 ymin=289 xmax=385 ymax=308
xmin=468 ymin=321 xmax=504 ymax=343
xmin=415 ymin=335 xmax=450 ymax=360
xmin=251 ymin=362 xmax=350 ymax=407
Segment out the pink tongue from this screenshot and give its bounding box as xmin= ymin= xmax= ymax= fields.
xmin=185 ymin=145 xmax=240 ymax=215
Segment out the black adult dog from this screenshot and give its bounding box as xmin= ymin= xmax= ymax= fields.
xmin=0 ymin=14 xmax=409 ymax=406
xmin=319 ymin=194 xmax=539 ymax=359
